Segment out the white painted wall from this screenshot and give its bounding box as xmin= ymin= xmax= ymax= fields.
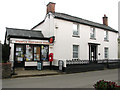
xmin=33 ymin=13 xmax=54 ymax=38
xmin=118 ymin=39 xmax=120 ymax=59
xmin=33 ymin=13 xmax=118 ymax=67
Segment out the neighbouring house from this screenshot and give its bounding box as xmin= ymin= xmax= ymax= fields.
xmin=31 ymin=2 xmax=119 ymax=68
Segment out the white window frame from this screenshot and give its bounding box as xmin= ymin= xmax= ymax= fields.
xmin=104 ymin=30 xmax=108 ymax=41
xmin=104 ymin=47 xmax=109 ymax=59
xmin=73 ymin=23 xmax=79 ymax=36
xmin=73 ymin=45 xmax=79 ymax=59
xmin=90 ymin=27 xmax=95 ymax=39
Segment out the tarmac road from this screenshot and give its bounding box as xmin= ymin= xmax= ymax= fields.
xmin=2 ymin=69 xmax=119 ymax=88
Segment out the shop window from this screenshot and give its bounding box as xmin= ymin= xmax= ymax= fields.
xmin=41 ymin=45 xmax=49 ymax=61
xmin=15 ymin=45 xmax=24 ymax=61
xmin=34 ymin=46 xmax=40 ymax=61
xmin=26 ymin=45 xmax=33 ymax=61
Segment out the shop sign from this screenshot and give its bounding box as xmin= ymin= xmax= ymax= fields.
xmin=13 ymin=40 xmax=49 ymax=45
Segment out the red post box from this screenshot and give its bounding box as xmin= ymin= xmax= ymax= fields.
xmin=49 ymin=53 xmax=53 ymax=62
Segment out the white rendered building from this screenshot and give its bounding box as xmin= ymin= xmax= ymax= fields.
xmin=32 ymin=2 xmax=119 ymax=68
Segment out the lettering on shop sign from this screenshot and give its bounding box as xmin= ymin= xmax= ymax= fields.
xmin=15 ymin=40 xmax=49 ymax=44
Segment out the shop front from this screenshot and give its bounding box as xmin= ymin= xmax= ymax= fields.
xmin=14 ymin=44 xmax=49 ymax=68
xmin=5 ymin=28 xmax=53 ymax=70
xmin=12 ymin=39 xmax=50 ymax=70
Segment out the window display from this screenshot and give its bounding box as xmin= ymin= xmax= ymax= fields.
xmin=15 ymin=46 xmax=24 ymax=61
xmin=34 ymin=46 xmax=40 ymax=61
xmin=41 ymin=45 xmax=49 ymax=61
xmin=15 ymin=44 xmax=49 ymax=62
xmin=26 ymin=45 xmax=33 ymax=61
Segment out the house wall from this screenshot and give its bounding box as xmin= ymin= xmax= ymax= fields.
xmin=33 ymin=13 xmax=54 ymax=38
xmin=33 ymin=14 xmax=118 ymax=67
xmin=54 ymin=18 xmax=118 ymax=60
xmin=118 ymin=39 xmax=120 ymax=59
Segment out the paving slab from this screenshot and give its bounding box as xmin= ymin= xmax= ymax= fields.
xmin=12 ymin=68 xmax=61 ymax=78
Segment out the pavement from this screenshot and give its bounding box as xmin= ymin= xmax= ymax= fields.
xmin=12 ymin=68 xmax=61 ymax=78
xmin=2 ymin=69 xmax=119 ymax=88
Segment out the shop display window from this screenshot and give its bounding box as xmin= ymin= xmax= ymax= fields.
xmin=41 ymin=45 xmax=49 ymax=61
xmin=26 ymin=45 xmax=33 ymax=61
xmin=15 ymin=45 xmax=24 ymax=62
xmin=15 ymin=44 xmax=49 ymax=62
xmin=34 ymin=46 xmax=40 ymax=61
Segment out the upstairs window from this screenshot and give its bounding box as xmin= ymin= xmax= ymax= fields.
xmin=90 ymin=27 xmax=95 ymax=39
xmin=73 ymin=23 xmax=79 ymax=36
xmin=73 ymin=45 xmax=79 ymax=58
xmin=104 ymin=31 xmax=108 ymax=41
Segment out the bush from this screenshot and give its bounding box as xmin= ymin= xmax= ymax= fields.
xmin=93 ymin=80 xmax=120 ymax=90
xmin=2 ymin=44 xmax=10 ymax=63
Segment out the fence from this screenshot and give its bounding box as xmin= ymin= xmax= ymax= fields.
xmin=65 ymin=59 xmax=120 ymax=73
xmin=66 ymin=59 xmax=120 ymax=65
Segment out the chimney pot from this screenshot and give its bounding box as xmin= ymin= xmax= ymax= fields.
xmin=103 ymin=14 xmax=108 ymax=26
xmin=47 ymin=2 xmax=56 ymax=14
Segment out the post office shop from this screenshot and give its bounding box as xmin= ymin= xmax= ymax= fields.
xmin=5 ymin=28 xmax=53 ymax=70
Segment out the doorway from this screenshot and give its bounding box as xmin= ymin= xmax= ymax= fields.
xmin=14 ymin=45 xmax=25 ymax=67
xmin=89 ymin=44 xmax=97 ymax=61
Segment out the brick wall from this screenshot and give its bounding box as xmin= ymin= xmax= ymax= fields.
xmin=1 ymin=63 xmax=11 ymax=78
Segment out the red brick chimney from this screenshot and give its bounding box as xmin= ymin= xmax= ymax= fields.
xmin=47 ymin=2 xmax=56 ymax=14
xmin=103 ymin=14 xmax=108 ymax=26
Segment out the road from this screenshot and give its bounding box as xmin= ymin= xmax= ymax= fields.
xmin=2 ymin=69 xmax=119 ymax=88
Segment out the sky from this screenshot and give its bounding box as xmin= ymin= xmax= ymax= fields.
xmin=0 ymin=0 xmax=119 ymax=44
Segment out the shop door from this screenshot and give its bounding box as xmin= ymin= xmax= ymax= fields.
xmin=15 ymin=45 xmax=25 ymax=67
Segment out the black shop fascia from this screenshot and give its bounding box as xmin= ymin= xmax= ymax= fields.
xmin=4 ymin=27 xmax=54 ymax=69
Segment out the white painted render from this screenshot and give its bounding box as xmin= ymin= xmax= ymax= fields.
xmin=33 ymin=13 xmax=118 ymax=67
xmin=118 ymin=39 xmax=120 ymax=59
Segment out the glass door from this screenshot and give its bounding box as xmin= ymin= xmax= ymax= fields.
xmin=15 ymin=45 xmax=25 ymax=67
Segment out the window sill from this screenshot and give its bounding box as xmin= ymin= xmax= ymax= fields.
xmin=104 ymin=39 xmax=109 ymax=42
xmin=72 ymin=35 xmax=80 ymax=38
xmin=90 ymin=37 xmax=96 ymax=40
xmin=72 ymin=58 xmax=79 ymax=60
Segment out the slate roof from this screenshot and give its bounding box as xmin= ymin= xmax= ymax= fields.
xmin=6 ymin=27 xmax=44 ymax=39
xmin=32 ymin=12 xmax=118 ymax=33
xmin=54 ymin=12 xmax=118 ymax=33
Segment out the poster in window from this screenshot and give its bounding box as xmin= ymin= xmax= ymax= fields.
xmin=17 ymin=57 xmax=23 ymax=61
xmin=16 ymin=48 xmax=19 ymax=51
xmin=26 ymin=45 xmax=33 ymax=61
xmin=41 ymin=46 xmax=48 ymax=61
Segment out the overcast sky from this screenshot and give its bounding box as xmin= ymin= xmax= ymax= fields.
xmin=0 ymin=0 xmax=119 ymax=43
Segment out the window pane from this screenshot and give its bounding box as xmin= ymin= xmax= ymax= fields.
xmin=15 ymin=45 xmax=24 ymax=61
xmin=73 ymin=46 xmax=78 ymax=51
xmin=104 ymin=48 xmax=108 ymax=59
xmin=73 ymin=24 xmax=78 ymax=35
xmin=90 ymin=27 xmax=95 ymax=38
xmin=26 ymin=45 xmax=33 ymax=61
xmin=104 ymin=31 xmax=108 ymax=40
xmin=73 ymin=45 xmax=79 ymax=58
xmin=41 ymin=45 xmax=49 ymax=61
xmin=34 ymin=46 xmax=40 ymax=61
